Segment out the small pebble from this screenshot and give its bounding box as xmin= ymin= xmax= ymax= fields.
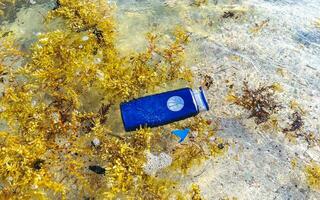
xmin=96 ymin=71 xmax=104 ymax=80
xmin=31 ymin=184 xmax=38 ymax=189
xmin=89 ymin=165 xmax=106 ymax=175
xmin=7 ymin=176 xmax=13 ymax=182
xmin=218 ymin=143 xmax=225 ymax=149
xmin=82 ymin=36 xmax=90 ymax=41
xmin=52 ymin=112 xmax=59 ymax=123
xmin=91 ymin=138 xmax=101 ymax=147
xmin=94 ymin=57 xmax=102 ymax=64
xmin=31 ymin=100 xmax=37 ymax=106
xmin=209 ymin=136 xmax=216 ymax=142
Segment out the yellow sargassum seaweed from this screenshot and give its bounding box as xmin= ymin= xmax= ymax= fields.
xmin=305 ymin=163 xmax=320 ymax=191
xmin=0 ymin=0 xmax=223 ymax=199
xmin=0 ymin=0 xmax=14 ymax=16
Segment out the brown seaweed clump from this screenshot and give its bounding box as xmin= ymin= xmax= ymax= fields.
xmin=283 ymin=111 xmax=304 ymax=132
xmin=202 ymin=74 xmax=213 ymax=90
xmin=228 ymin=82 xmax=281 ymax=124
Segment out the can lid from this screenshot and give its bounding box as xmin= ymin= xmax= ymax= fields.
xmin=193 ymin=87 xmax=209 ymax=112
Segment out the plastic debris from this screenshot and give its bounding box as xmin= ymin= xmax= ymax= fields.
xmin=171 ymin=128 xmax=190 ymax=143
xmin=120 ymin=87 xmax=209 ymax=131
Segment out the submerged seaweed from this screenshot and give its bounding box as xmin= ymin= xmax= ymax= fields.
xmin=228 ymin=82 xmax=281 ymax=124
xmin=283 ymin=111 xmax=304 ymax=132
xmin=305 ymin=163 xmax=320 ymax=191
xmin=0 ymin=0 xmax=223 ymax=199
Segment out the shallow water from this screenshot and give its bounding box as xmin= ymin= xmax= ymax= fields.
xmin=1 ymin=0 xmax=320 ymax=199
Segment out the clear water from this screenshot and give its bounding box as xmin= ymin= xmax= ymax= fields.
xmin=1 ymin=0 xmax=320 ymax=199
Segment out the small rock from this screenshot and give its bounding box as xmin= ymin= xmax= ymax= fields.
xmin=31 ymin=184 xmax=38 ymax=189
xmin=218 ymin=143 xmax=225 ymax=149
xmin=33 ymin=159 xmax=45 ymax=170
xmin=209 ymin=136 xmax=216 ymax=143
xmin=91 ymin=138 xmax=101 ymax=147
xmin=7 ymin=176 xmax=13 ymax=182
xmin=94 ymin=57 xmax=102 ymax=64
xmin=82 ymin=35 xmax=90 ymax=41
xmin=89 ymin=165 xmax=106 ymax=175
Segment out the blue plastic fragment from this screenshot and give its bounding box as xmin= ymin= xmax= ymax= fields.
xmin=171 ymin=128 xmax=190 ymax=143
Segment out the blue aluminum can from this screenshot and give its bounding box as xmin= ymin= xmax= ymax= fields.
xmin=120 ymin=87 xmax=209 ymax=132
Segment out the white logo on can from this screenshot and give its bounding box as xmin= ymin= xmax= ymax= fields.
xmin=167 ymin=96 xmax=184 ymax=112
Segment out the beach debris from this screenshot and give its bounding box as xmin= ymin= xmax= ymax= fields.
xmin=89 ymin=165 xmax=106 ymax=175
xmin=172 ymin=128 xmax=190 ymax=143
xmin=120 ymin=88 xmax=209 ymax=132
